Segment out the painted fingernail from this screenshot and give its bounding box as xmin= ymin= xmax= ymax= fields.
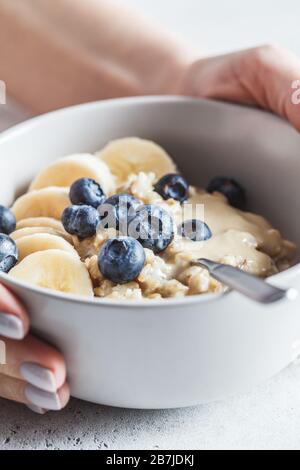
xmin=26 ymin=404 xmax=48 ymax=415
xmin=0 ymin=312 xmax=24 ymax=339
xmin=20 ymin=362 xmax=57 ymax=393
xmin=25 ymin=384 xmax=62 ymax=411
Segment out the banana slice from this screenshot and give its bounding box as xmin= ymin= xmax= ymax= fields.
xmin=11 ymin=226 xmax=73 ymax=244
xmin=96 ymin=137 xmax=177 ymax=185
xmin=29 ymin=154 xmax=115 ymax=195
xmin=9 ymin=249 xmax=94 ymax=297
xmin=11 ymin=187 xmax=70 ymax=221
xmin=15 ymin=233 xmax=78 ymax=261
xmin=17 ymin=217 xmax=65 ymax=232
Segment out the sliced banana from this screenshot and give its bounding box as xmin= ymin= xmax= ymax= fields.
xmin=11 ymin=187 xmax=70 ymax=221
xmin=16 ymin=217 xmax=65 ymax=232
xmin=29 ymin=154 xmax=115 ymax=195
xmin=96 ymin=137 xmax=177 ymax=185
xmin=11 ymin=226 xmax=73 ymax=244
xmin=9 ymin=249 xmax=94 ymax=297
xmin=15 ymin=233 xmax=78 ymax=262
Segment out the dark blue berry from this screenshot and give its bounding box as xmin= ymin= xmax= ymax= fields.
xmin=99 ymin=193 xmax=141 ymax=232
xmin=98 ymin=236 xmax=145 ymax=284
xmin=179 ymin=219 xmax=212 ymax=241
xmin=0 ymin=206 xmax=16 ymax=235
xmin=207 ymin=177 xmax=246 ymax=210
xmin=0 ymin=234 xmax=18 ymax=273
xmin=70 ymin=178 xmax=106 ymax=209
xmin=62 ymin=205 xmax=100 ymax=239
xmin=154 ymin=173 xmax=189 ymax=203
xmin=128 ymin=204 xmax=174 ymax=254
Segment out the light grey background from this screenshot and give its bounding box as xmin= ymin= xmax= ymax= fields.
xmin=129 ymin=0 xmax=300 ymax=55
xmin=1 ymin=0 xmax=300 ymax=451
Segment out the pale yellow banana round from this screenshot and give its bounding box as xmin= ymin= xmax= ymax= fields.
xmin=96 ymin=137 xmax=177 ymax=185
xmin=11 ymin=187 xmax=70 ymax=221
xmin=16 ymin=217 xmax=65 ymax=232
xmin=15 ymin=233 xmax=78 ymax=262
xmin=29 ymin=154 xmax=115 ymax=195
xmin=9 ymin=249 xmax=94 ymax=297
xmin=11 ymin=226 xmax=73 ymax=244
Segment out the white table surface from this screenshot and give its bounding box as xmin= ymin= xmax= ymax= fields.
xmin=1 ymin=0 xmax=300 ymax=451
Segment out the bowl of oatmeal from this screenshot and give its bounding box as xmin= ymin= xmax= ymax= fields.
xmin=0 ymin=96 xmax=299 ymax=408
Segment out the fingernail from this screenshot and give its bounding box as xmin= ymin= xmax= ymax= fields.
xmin=25 ymin=384 xmax=62 ymax=411
xmin=0 ymin=312 xmax=24 ymax=339
xmin=26 ymin=404 xmax=48 ymax=415
xmin=20 ymin=362 xmax=57 ymax=393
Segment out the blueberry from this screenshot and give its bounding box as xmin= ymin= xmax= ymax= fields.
xmin=0 ymin=206 xmax=16 ymax=235
xmin=70 ymin=178 xmax=106 ymax=209
xmin=128 ymin=204 xmax=174 ymax=254
xmin=98 ymin=236 xmax=145 ymax=284
xmin=99 ymin=193 xmax=141 ymax=232
xmin=179 ymin=219 xmax=212 ymax=241
xmin=207 ymin=177 xmax=246 ymax=210
xmin=154 ymin=173 xmax=189 ymax=203
xmin=62 ymin=205 xmax=100 ymax=239
xmin=0 ymin=234 xmax=18 ymax=273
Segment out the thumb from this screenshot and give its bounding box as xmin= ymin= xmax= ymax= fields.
xmin=182 ymin=45 xmax=300 ymax=132
xmin=248 ymin=45 xmax=300 ymax=132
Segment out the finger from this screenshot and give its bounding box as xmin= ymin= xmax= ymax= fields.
xmin=182 ymin=52 xmax=257 ymax=105
xmin=0 ymin=375 xmax=26 ymax=403
xmin=194 ymin=46 xmax=300 ymax=132
xmin=246 ymin=46 xmax=300 ymax=130
xmin=0 ymin=334 xmax=67 ymax=392
xmin=0 ymin=374 xmax=70 ymax=411
xmin=24 ymin=381 xmax=70 ymax=411
xmin=0 ymin=284 xmax=29 ymax=339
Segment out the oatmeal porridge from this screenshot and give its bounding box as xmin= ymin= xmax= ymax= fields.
xmin=0 ymin=137 xmax=295 ymax=300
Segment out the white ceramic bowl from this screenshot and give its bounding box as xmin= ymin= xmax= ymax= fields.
xmin=1 ymin=96 xmax=300 ymax=409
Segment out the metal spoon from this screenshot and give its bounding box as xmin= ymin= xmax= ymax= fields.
xmin=193 ymin=258 xmax=297 ymax=304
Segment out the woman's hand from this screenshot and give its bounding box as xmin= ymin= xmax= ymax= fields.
xmin=179 ymin=44 xmax=300 ymax=132
xmin=0 ymin=284 xmax=69 ymax=413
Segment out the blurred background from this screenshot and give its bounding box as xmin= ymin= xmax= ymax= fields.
xmin=128 ymin=0 xmax=300 ymax=54
xmin=2 ymin=0 xmax=300 ymax=130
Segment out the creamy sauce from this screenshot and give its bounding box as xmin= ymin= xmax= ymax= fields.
xmin=83 ymin=175 xmax=296 ymax=297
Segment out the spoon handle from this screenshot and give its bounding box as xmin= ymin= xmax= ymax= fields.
xmin=194 ymin=258 xmax=297 ymax=304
